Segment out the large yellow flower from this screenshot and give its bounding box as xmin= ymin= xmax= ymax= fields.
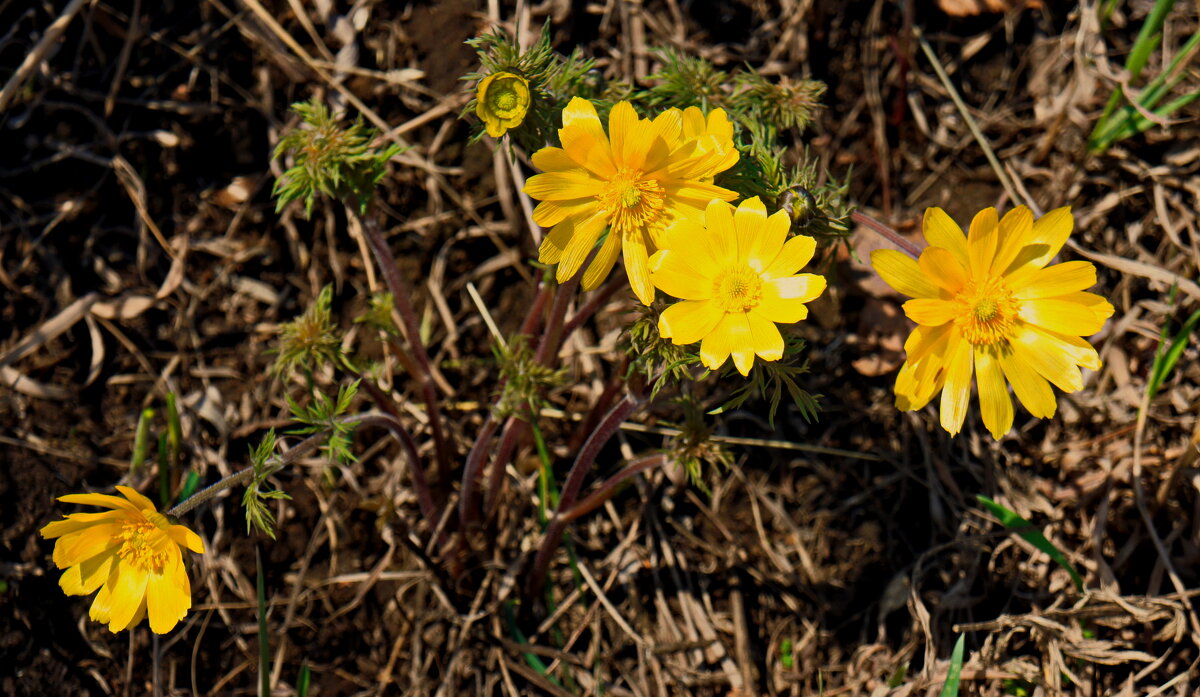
xmin=40 ymin=486 xmax=204 ymax=634
xmin=525 ymin=98 xmax=739 ymax=305
xmin=871 ymin=206 xmax=1114 ymax=439
xmin=650 ymin=197 xmax=827 ymax=375
xmin=476 ymin=71 xmax=530 ymax=138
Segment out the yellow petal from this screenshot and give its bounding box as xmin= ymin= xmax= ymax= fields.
xmin=559 ymin=100 xmax=616 ymax=177
xmin=701 ymin=199 xmax=736 ymax=263
xmin=1010 ymin=326 xmax=1083 ymax=392
xmin=106 ymin=559 xmax=150 ymax=632
xmin=923 ymin=207 xmax=969 ymax=268
xmin=918 ymin=247 xmax=967 ymax=294
xmin=58 ymin=492 xmax=139 ymax=511
xmin=532 ymin=198 xmax=596 ymax=228
xmin=607 ymin=101 xmax=640 ymax=168
xmin=89 ymin=565 xmax=120 ymax=624
xmin=650 ymin=249 xmax=714 ymax=300
xmin=623 ymin=230 xmax=655 ymax=305
xmin=904 ymin=321 xmax=955 ymax=365
xmin=557 ymin=212 xmax=609 ymax=284
xmin=167 ymin=524 xmax=205 ymax=555
xmin=746 ymin=312 xmax=784 ymax=361
xmin=1056 ymin=291 xmax=1115 ymax=326
xmin=1029 ymin=325 xmax=1103 ymax=371
xmin=52 ymin=523 xmax=123 ymax=569
xmin=116 ymin=486 xmax=157 ymax=512
xmin=699 ymin=314 xmax=738 ymax=373
xmin=939 ymin=333 xmax=974 ymax=435
xmin=40 ymin=510 xmax=126 ymax=539
xmin=147 ymin=562 xmax=190 ymax=634
xmin=724 ymin=314 xmax=756 ymax=376
xmin=1018 ymin=298 xmax=1108 ymax=336
xmin=756 ymin=276 xmax=823 ymax=324
xmin=990 ymin=206 xmax=1034 ymax=275
xmin=975 ymin=347 xmax=1013 ymax=439
xmin=998 ymin=346 xmax=1057 ymax=418
xmin=524 ymin=171 xmax=604 ymax=201
xmin=582 ymin=230 xmax=622 ymax=291
xmin=762 ymin=234 xmax=817 ymax=281
xmin=903 ymin=298 xmax=957 ymax=326
xmin=659 ymin=300 xmax=723 ymax=344
xmin=903 ymin=354 xmax=948 ymax=412
xmin=748 ymin=210 xmax=791 ymax=273
xmin=61 ymin=548 xmax=118 ymax=596
xmin=871 ymin=249 xmax=940 ymax=299
xmin=1001 ymin=206 xmax=1073 ymax=277
xmin=966 ymin=207 xmax=999 ymax=277
xmin=651 ymin=108 xmax=683 ymax=144
xmin=733 ymin=196 xmax=769 ymax=266
xmin=668 ymin=182 xmax=739 ymax=209
xmin=538 ymin=214 xmax=584 ymax=264
xmin=1011 ymin=261 xmax=1097 ymax=299
xmin=763 ymin=274 xmax=826 ymax=305
xmin=531 ymin=147 xmax=580 ymax=173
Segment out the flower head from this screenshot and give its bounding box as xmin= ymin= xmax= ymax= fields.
xmin=871 ymin=206 xmax=1114 ymax=439
xmin=525 ymin=98 xmax=739 ymax=305
xmin=476 ymin=71 xmax=530 ymax=138
xmin=40 ymin=486 xmax=204 ymax=634
xmin=650 ymin=197 xmax=826 ymax=375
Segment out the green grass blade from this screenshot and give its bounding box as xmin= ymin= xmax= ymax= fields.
xmin=297 ymin=661 xmax=311 ymax=697
xmin=939 ymin=634 xmax=965 ymax=697
xmin=1147 ymin=307 xmax=1200 ymax=400
xmin=977 ymin=495 xmax=1085 ymax=592
xmin=1126 ymin=0 xmax=1178 ymax=79
xmin=166 ymin=391 xmax=182 ymax=468
xmin=175 ymin=469 xmax=201 ymax=507
xmin=130 ymin=407 xmax=154 ymax=476
xmin=157 ymin=432 xmax=171 ymax=508
xmin=503 ymin=600 xmax=564 ymax=688
xmin=256 ymin=548 xmax=270 ymax=697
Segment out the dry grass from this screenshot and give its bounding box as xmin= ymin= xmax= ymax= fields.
xmin=1 ymin=1 xmax=1199 ymax=695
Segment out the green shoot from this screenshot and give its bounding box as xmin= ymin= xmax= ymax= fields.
xmin=130 ymin=407 xmax=154 ymax=476
xmin=157 ymin=432 xmax=170 ymax=509
xmin=243 ymin=429 xmax=290 ymax=538
xmin=165 ymin=391 xmax=182 ymax=469
xmin=977 ymin=495 xmax=1085 ymax=592
xmin=939 ymin=634 xmax=965 ymax=697
xmin=272 ymin=100 xmax=405 ymax=217
xmin=1145 ymin=294 xmax=1200 ymax=403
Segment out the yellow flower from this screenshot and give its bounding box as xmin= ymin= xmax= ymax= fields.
xmin=525 ymin=98 xmax=739 ymax=305
xmin=871 ymin=206 xmax=1114 ymax=439
xmin=476 ymin=71 xmax=530 ymax=138
xmin=650 ymin=197 xmax=827 ymax=375
xmin=40 ymin=486 xmax=204 ymax=634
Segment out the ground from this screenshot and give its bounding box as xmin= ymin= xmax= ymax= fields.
xmin=2 ymin=1 xmax=1199 ymax=695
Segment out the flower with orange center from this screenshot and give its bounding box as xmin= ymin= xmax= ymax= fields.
xmin=524 ymin=98 xmax=739 ymax=305
xmin=871 ymin=206 xmax=1114 ymax=439
xmin=40 ymin=486 xmax=204 ymax=634
xmin=650 ymin=197 xmax=826 ymax=375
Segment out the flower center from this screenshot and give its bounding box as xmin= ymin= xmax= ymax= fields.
xmin=117 ymin=521 xmax=169 ymax=573
xmin=713 ymin=265 xmax=764 ymax=312
xmin=600 ymin=169 xmax=665 ymax=235
xmin=485 ymin=77 xmax=527 ymax=118
xmin=954 ymin=277 xmax=1018 ymax=346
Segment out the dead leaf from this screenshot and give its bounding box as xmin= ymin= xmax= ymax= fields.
xmin=90 ymin=294 xmax=156 ymax=320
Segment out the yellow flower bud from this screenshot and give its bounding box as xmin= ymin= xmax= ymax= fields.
xmin=475 ymin=71 xmax=530 ymax=138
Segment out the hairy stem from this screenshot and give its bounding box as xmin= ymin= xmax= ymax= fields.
xmin=851 ymin=210 xmax=922 ymax=259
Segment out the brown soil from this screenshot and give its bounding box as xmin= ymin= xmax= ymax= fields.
xmin=3 ymin=1 xmax=1199 ymax=695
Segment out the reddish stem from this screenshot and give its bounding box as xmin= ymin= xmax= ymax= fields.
xmin=851 ymin=210 xmax=922 ymax=259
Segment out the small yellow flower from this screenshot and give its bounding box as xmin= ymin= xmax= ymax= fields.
xmin=871 ymin=206 xmax=1114 ymax=439
xmin=650 ymin=197 xmax=827 ymax=375
xmin=40 ymin=486 xmax=204 ymax=634
xmin=525 ymin=98 xmax=739 ymax=305
xmin=476 ymin=71 xmax=530 ymax=138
